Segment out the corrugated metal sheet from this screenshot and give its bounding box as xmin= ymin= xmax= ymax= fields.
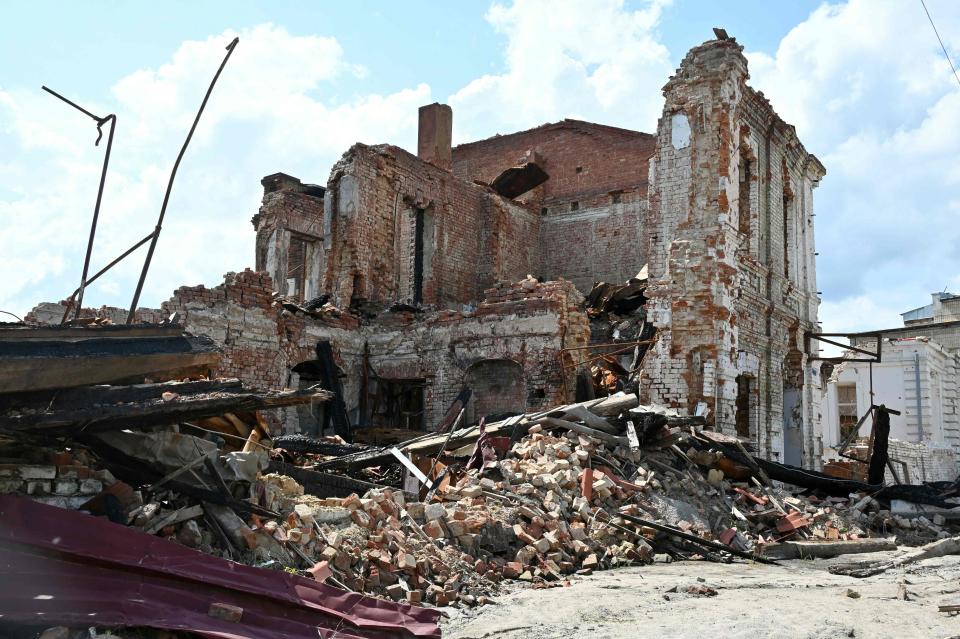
xmin=0 ymin=496 xmax=440 ymax=638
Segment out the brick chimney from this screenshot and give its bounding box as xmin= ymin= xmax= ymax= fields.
xmin=417 ymin=103 xmax=453 ymax=171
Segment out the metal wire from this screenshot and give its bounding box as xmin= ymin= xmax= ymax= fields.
xmin=920 ymin=0 xmax=960 ymax=89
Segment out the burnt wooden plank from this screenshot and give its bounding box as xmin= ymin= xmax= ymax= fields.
xmin=0 ymin=351 xmax=220 ymax=394
xmin=0 ymin=388 xmax=331 ymax=433
xmin=0 ymin=378 xmax=244 ymax=413
xmin=0 ymin=323 xmax=185 ymax=341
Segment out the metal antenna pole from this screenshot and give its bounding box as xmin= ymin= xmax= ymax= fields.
xmin=127 ymin=37 xmax=239 ymax=323
xmin=42 ymin=86 xmax=116 ymax=322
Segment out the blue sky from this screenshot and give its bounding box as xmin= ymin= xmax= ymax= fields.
xmin=1 ymin=0 xmax=958 ymax=335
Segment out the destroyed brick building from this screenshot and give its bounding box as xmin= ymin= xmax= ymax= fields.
xmin=29 ymin=34 xmax=826 ymax=467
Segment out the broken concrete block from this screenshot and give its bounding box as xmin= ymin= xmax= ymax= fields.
xmin=79 ymin=478 xmax=102 ymax=495
xmin=25 ymin=481 xmax=51 ymax=495
xmin=0 ymin=479 xmax=23 ymax=493
xmin=294 ymin=503 xmax=315 ymax=525
xmin=177 ymin=520 xmax=203 ymax=548
xmin=424 ymin=502 xmax=446 ymax=521
xmin=53 ymin=480 xmax=78 ymax=495
xmin=460 ymin=485 xmax=483 ymax=498
xmin=20 ymin=466 xmax=57 ymax=480
xmin=533 ymin=537 xmax=551 ymax=554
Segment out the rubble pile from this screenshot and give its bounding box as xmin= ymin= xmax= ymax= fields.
xmin=7 ymin=386 xmax=960 ymax=619
xmin=173 ymin=397 xmax=959 ymax=609
xmin=1 ymin=311 xmax=958 ymax=639
xmin=3 ymin=386 xmax=959 ymax=620
xmin=581 ymin=270 xmax=655 ymax=396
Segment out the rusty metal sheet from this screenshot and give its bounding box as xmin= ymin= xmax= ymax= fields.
xmin=0 ymin=496 xmax=440 ymax=638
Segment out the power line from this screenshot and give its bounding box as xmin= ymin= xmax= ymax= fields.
xmin=920 ymin=0 xmax=960 ymax=89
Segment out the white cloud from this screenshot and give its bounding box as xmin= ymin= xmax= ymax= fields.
xmin=449 ymin=0 xmax=673 ymax=141
xmin=3 ymin=0 xmax=959 ymax=343
xmin=0 ymin=24 xmax=431 ymax=317
xmin=746 ymin=0 xmax=960 ymax=334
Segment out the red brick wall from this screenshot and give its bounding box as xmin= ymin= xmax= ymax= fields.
xmin=451 ymin=120 xmax=655 ymax=205
xmin=452 ymin=121 xmax=655 ymax=291
xmin=324 ymin=144 xmax=540 ymax=310
xmin=367 ymin=276 xmax=590 ymax=428
xmin=538 ymin=190 xmax=647 ymax=289
xmin=161 ymin=269 xmax=359 ymax=392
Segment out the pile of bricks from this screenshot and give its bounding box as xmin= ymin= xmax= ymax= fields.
xmin=2 ymin=417 xmax=953 ymax=613
xmin=224 ymin=420 xmax=877 ymax=608
xmin=0 ymin=450 xmax=139 ymax=513
xmin=236 ymin=426 xmax=666 ymax=607
xmin=480 ymin=276 xmax=583 ymax=308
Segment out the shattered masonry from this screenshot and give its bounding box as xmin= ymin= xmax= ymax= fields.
xmin=28 ymin=35 xmax=824 ymax=467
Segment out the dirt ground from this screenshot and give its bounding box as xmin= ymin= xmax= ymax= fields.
xmin=441 ymin=551 xmax=960 ymax=639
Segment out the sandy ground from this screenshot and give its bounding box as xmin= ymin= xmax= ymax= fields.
xmin=441 ymin=551 xmax=960 ymax=639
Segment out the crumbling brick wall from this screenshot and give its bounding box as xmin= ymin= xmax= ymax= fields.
xmin=252 ymin=174 xmax=326 ymax=302
xmin=24 ymin=303 xmax=165 ymax=326
xmin=451 ymin=120 xmax=654 ymax=203
xmin=361 ymin=277 xmax=588 ymax=429
xmin=160 ymin=269 xmax=362 ymax=392
xmin=323 ymin=144 xmax=540 ymax=311
xmin=643 ymin=36 xmax=825 ymax=467
xmin=452 ymin=121 xmax=655 ymax=291
xmin=25 ymin=270 xmax=585 ymax=436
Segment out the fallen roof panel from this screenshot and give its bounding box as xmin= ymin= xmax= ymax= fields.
xmin=0 ymin=495 xmax=441 ymax=638
xmin=0 ymin=323 xmax=220 ymax=393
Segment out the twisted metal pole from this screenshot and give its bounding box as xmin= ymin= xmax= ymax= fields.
xmin=126 ymin=36 xmax=239 ymax=323
xmin=41 ymin=86 xmax=116 ymax=322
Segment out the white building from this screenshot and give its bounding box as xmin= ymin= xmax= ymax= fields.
xmin=822 ymin=336 xmax=959 ymax=482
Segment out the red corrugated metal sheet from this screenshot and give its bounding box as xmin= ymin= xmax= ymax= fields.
xmin=0 ymin=496 xmax=440 ymax=638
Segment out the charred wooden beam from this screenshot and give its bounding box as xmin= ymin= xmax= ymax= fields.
xmin=266 ymin=461 xmax=389 ymax=499
xmin=0 ymin=387 xmax=331 ymax=434
xmin=0 ymin=324 xmax=220 ymax=393
xmin=0 ymin=378 xmax=244 ymax=414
